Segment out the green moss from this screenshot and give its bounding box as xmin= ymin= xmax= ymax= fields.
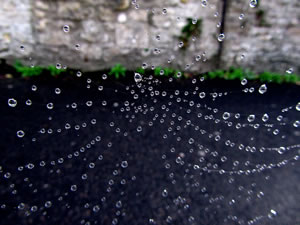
xmin=136 ymin=67 xmax=145 ymax=75
xmin=153 ymin=67 xmax=180 ymax=78
xmin=204 ymin=68 xmax=299 ymax=84
xmin=12 ymin=61 xmax=300 ymax=85
xmin=109 ymin=63 xmax=126 ymax=79
xmin=13 ymin=61 xmax=65 ymax=78
xmin=47 ymin=65 xmax=65 ymax=76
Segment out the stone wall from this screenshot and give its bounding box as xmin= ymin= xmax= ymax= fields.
xmin=0 ymin=0 xmax=299 ymax=74
xmin=222 ymin=0 xmax=300 ymax=74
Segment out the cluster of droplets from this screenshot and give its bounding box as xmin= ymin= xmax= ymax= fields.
xmin=2 ymin=1 xmax=300 ymax=225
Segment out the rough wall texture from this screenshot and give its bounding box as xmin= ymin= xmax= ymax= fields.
xmin=222 ymin=0 xmax=300 ymax=74
xmin=0 ymin=0 xmax=299 ymax=74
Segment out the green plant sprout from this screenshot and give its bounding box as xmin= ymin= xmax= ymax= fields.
xmin=109 ymin=63 xmax=126 ymax=79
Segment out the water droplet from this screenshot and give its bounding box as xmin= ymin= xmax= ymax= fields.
xmin=223 ymin=112 xmax=230 ymax=120
xmin=162 ymin=8 xmax=167 ymax=14
xmin=199 ymin=92 xmax=206 ymax=98
xmin=296 ymin=102 xmax=300 ymax=111
xmin=116 ymin=200 xmax=122 ymax=208
xmin=192 ymin=18 xmax=197 ymax=24
xmin=178 ymin=41 xmax=184 ymax=48
xmin=8 ymin=98 xmax=17 ymax=107
xmin=76 ymin=71 xmax=82 ymax=77
xmin=286 ymin=68 xmax=293 ymax=74
xmin=70 ymin=185 xmax=77 ymax=192
xmin=201 ymin=0 xmax=207 ymax=7
xmin=47 ymin=103 xmax=54 ymax=109
xmin=121 ymin=161 xmax=128 ymax=168
xmin=75 ymin=44 xmax=80 ymax=50
xmin=262 ymin=113 xmax=269 ymax=122
xmin=188 ymin=138 xmax=194 ymax=144
xmin=63 ymin=25 xmax=70 ymax=32
xmin=162 ymin=189 xmax=168 ymax=197
xmin=25 ymin=99 xmax=32 ymax=106
xmin=18 ymin=203 xmax=25 ymax=210
xmin=45 ymin=201 xmax=52 ymax=208
xmin=31 ymin=85 xmax=37 ymax=91
xmin=93 ymin=205 xmax=100 ymax=212
xmin=247 ymin=114 xmax=255 ymax=122
xmin=239 ymin=14 xmax=245 ymax=20
xmin=137 ymin=126 xmax=142 ymax=132
xmin=134 ymin=73 xmax=142 ymax=82
xmin=142 ymin=62 xmax=148 ymax=69
xmin=258 ymin=84 xmax=267 ymax=94
xmin=195 ymin=55 xmax=201 ymax=61
xmin=293 ymin=120 xmax=300 ymax=128
xmin=16 ymin=130 xmax=25 ymax=138
xmin=249 ymin=0 xmax=257 ymax=8
xmin=55 ymin=88 xmax=61 ymax=94
xmin=241 ymin=78 xmax=247 ymax=85
xmin=217 ymin=33 xmax=225 ymax=42
xmin=268 ymin=209 xmax=277 ymax=219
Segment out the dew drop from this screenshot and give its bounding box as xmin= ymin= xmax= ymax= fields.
xmin=262 ymin=113 xmax=269 ymax=122
xmin=55 ymin=88 xmax=61 ymax=94
xmin=75 ymin=44 xmax=80 ymax=50
xmin=241 ymin=78 xmax=247 ymax=85
xmin=199 ymin=92 xmax=206 ymax=98
xmin=47 ymin=103 xmax=54 ymax=109
xmin=217 ymin=33 xmax=225 ymax=42
xmin=121 ymin=161 xmax=128 ymax=168
xmin=201 ymin=0 xmax=207 ymax=7
xmin=76 ymin=71 xmax=82 ymax=77
xmin=268 ymin=209 xmax=277 ymax=219
xmin=16 ymin=130 xmax=25 ymax=138
xmin=258 ymin=84 xmax=267 ymax=94
xmin=222 ymin=112 xmax=230 ymax=120
xmin=8 ymin=98 xmax=17 ymax=107
xmin=56 ymin=63 xmax=61 ymax=69
xmin=286 ymin=68 xmax=293 ymax=74
xmin=293 ymin=120 xmax=300 ymax=128
xmin=162 ymin=189 xmax=168 ymax=197
xmin=70 ymin=185 xmax=77 ymax=192
xmin=134 ymin=73 xmax=142 ymax=82
xmin=247 ymin=114 xmax=255 ymax=122
xmin=31 ymin=85 xmax=37 ymax=91
xmin=63 ymin=25 xmax=70 ymax=32
xmin=26 ymin=99 xmax=32 ymax=106
xmin=296 ymin=102 xmax=300 ymax=111
xmin=116 ymin=200 xmax=122 ymax=208
xmin=249 ymin=0 xmax=257 ymax=8
xmin=45 ymin=201 xmax=52 ymax=208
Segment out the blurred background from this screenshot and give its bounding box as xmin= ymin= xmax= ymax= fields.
xmin=0 ymin=0 xmax=299 ymax=74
